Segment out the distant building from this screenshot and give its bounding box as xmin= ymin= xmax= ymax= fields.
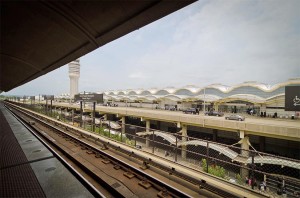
xmin=103 ymin=78 xmax=300 ymax=117
xmin=68 ymin=59 xmax=80 ymax=98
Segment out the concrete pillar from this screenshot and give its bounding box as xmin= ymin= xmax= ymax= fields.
xmin=65 ymin=108 xmax=67 ymax=122
xmin=240 ymin=135 xmax=250 ymax=179
xmin=181 ymin=124 xmax=187 ymax=159
xmin=214 ymin=103 xmax=219 ymax=111
xmin=50 ymin=100 xmax=53 ymax=116
xmin=92 ymin=102 xmax=96 ymax=132
xmin=80 ymin=101 xmax=83 ymax=127
xmin=213 ymin=129 xmax=218 ymax=142
xmin=146 ymin=120 xmax=150 ymax=147
xmin=241 ymin=136 xmax=250 ymax=157
xmin=121 ymin=116 xmax=125 ymax=134
xmin=72 ymin=109 xmax=74 ymax=125
xmin=177 ymin=122 xmax=181 ymax=128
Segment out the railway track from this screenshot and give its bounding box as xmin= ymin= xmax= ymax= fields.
xmin=5 ymin=102 xmax=266 ymax=198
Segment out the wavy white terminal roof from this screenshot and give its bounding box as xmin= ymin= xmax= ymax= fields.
xmin=103 ymin=79 xmax=300 ymax=104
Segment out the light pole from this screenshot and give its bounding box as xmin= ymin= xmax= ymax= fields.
xmin=203 ymin=87 xmax=206 ymax=114
xmin=203 ymin=87 xmax=206 ymax=127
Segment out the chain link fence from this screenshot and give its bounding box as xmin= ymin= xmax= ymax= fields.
xmin=15 ymin=101 xmax=300 ymax=198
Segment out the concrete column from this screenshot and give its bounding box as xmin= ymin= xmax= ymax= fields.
xmin=80 ymin=101 xmax=83 ymax=127
xmin=92 ymin=102 xmax=96 ymax=132
xmin=213 ymin=129 xmax=218 ymax=142
xmin=214 ymin=103 xmax=219 ymax=111
xmin=72 ymin=109 xmax=74 ymax=125
xmin=241 ymin=136 xmax=250 ymax=157
xmin=65 ymin=108 xmax=67 ymax=122
xmin=181 ymin=124 xmax=187 ymax=159
xmin=240 ymin=135 xmax=250 ymax=179
xmin=121 ymin=116 xmax=125 ymax=134
xmin=50 ymin=100 xmax=53 ymax=116
xmin=146 ymin=120 xmax=150 ymax=147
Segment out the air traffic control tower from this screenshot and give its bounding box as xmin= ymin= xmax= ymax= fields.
xmin=68 ymin=59 xmax=80 ymax=98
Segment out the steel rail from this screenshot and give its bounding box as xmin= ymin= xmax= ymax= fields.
xmin=4 ymin=104 xmax=106 ymax=198
xmin=6 ymin=102 xmax=269 ymax=198
xmin=6 ymin=103 xmax=192 ymax=198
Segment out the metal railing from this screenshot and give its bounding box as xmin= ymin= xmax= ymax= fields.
xmin=15 ymin=102 xmax=300 ymax=198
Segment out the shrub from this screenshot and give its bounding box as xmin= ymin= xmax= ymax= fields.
xmin=236 ymin=174 xmax=243 ymax=185
xmin=202 ymin=158 xmax=226 ymax=179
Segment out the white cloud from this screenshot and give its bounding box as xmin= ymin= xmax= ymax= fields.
xmin=120 ymin=0 xmax=300 ymax=88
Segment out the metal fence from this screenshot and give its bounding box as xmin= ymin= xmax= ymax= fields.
xmin=16 ymin=102 xmax=300 ymax=198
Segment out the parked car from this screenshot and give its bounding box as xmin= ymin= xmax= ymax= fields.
xmin=205 ymin=111 xmax=224 ymax=117
xmin=225 ymin=114 xmax=245 ymax=121
xmin=183 ymin=108 xmax=198 ymax=114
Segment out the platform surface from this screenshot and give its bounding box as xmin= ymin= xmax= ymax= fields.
xmin=0 ymin=102 xmax=93 ymax=198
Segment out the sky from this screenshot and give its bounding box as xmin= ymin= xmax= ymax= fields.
xmin=4 ymin=0 xmax=300 ymax=96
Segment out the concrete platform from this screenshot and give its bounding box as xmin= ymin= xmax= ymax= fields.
xmin=0 ymin=102 xmax=93 ymax=198
xmin=53 ymin=102 xmax=300 ymax=141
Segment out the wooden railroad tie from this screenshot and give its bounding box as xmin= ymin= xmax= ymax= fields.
xmin=138 ymin=177 xmax=152 ymax=189
xmin=123 ymin=170 xmax=135 ymax=179
xmin=157 ymin=187 xmax=172 ymax=198
xmin=140 ymin=161 xmax=150 ymax=170
xmin=113 ymin=164 xmax=121 ymax=170
xmin=86 ymin=150 xmax=94 ymax=154
xmin=95 ymin=153 xmax=102 ymax=158
xmin=102 ymin=158 xmax=110 ymax=164
xmin=101 ymin=144 xmax=108 ymax=150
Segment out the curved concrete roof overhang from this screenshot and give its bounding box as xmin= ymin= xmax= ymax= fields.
xmin=216 ymin=94 xmax=266 ymax=104
xmin=137 ymin=132 xmax=300 ymax=170
xmin=0 ymin=1 xmax=195 ymax=92
xmin=162 ymin=87 xmax=177 ymax=94
xmin=128 ymin=95 xmax=139 ymax=101
xmin=160 ymin=94 xmax=187 ymax=102
xmin=194 ymin=94 xmax=221 ymax=102
xmin=138 ymin=95 xmax=158 ymax=102
xmin=173 ymin=87 xmax=201 ymax=95
xmin=117 ymin=91 xmax=126 ymax=96
xmin=127 ymin=91 xmax=138 ymax=95
xmin=221 ymin=79 xmax=300 ymax=93
xmin=140 ymin=90 xmax=152 ymax=95
xmin=266 ymin=94 xmax=285 ymax=102
xmin=203 ymin=84 xmax=230 ymax=92
xmin=265 ymin=94 xmax=285 ymax=104
xmin=182 ymin=97 xmax=199 ymax=102
xmin=104 ymin=79 xmax=300 ymax=98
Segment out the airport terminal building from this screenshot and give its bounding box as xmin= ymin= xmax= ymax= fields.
xmin=102 ymin=78 xmax=300 ymax=118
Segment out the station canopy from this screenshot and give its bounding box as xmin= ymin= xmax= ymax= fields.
xmin=0 ymin=1 xmax=195 ymax=92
